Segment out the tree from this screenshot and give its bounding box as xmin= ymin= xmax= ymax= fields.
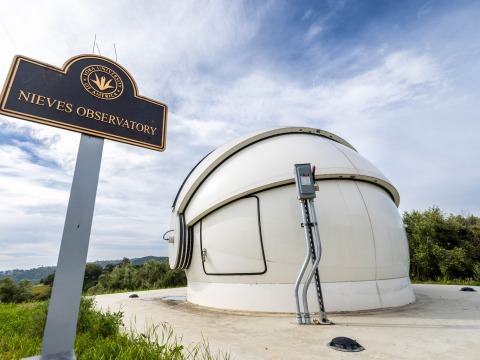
xmin=0 ymin=278 xmax=33 ymax=303
xmin=15 ymin=280 xmax=33 ymax=302
xmin=0 ymin=278 xmax=16 ymax=303
xmin=41 ymin=272 xmax=55 ymax=286
xmin=161 ymin=269 xmax=187 ymax=288
xmin=403 ymin=206 xmax=480 ymax=281
xmin=104 ymin=263 xmax=116 ymax=273
xmin=134 ymin=260 xmax=169 ymax=288
xmin=84 ymin=263 xmax=103 ymax=280
xmin=86 ymin=259 xmax=187 ymax=294
xmin=121 ymin=257 xmax=130 ymax=267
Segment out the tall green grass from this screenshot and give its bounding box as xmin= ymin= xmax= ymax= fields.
xmin=0 ymin=298 xmax=230 ymax=360
xmin=411 ymin=277 xmax=480 ymax=286
xmin=0 ymin=301 xmax=46 ymax=358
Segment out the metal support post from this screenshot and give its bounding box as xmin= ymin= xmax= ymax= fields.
xmin=293 ymin=163 xmax=331 ymax=325
xmin=24 ymin=134 xmax=104 ymax=360
xmin=309 ymin=199 xmax=330 ymax=324
xmin=294 ymin=200 xmax=313 ymax=324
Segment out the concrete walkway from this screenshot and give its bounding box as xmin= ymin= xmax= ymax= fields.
xmin=94 ymin=284 xmax=480 ymax=359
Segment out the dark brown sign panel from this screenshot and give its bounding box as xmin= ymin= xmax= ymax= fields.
xmin=0 ymin=55 xmax=168 ymax=151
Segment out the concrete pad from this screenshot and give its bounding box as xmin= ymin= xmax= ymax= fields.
xmin=94 ymin=284 xmax=480 ymax=359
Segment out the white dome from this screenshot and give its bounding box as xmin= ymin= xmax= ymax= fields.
xmin=168 ymin=127 xmax=414 ymax=312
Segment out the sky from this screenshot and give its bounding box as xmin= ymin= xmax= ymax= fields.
xmin=0 ymin=0 xmax=479 ymax=271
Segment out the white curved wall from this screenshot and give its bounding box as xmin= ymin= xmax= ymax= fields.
xmin=184 ymin=182 xmax=414 ymax=312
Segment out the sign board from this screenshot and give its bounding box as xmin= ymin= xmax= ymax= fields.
xmin=0 ymin=54 xmax=168 ymax=151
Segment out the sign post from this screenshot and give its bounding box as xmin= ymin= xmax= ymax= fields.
xmin=39 ymin=134 xmax=103 ymax=358
xmin=0 ymin=54 xmax=167 ymax=359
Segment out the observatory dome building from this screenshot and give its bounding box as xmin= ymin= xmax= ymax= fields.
xmin=168 ymin=127 xmax=415 ymax=312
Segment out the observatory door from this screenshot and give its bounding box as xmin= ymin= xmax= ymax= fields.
xmin=200 ymin=196 xmax=267 ymax=275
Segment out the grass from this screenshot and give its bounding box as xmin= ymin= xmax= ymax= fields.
xmin=0 ymin=301 xmax=46 ymax=358
xmin=30 ymin=284 xmax=51 ymax=300
xmin=411 ymin=278 xmax=480 ymax=286
xmin=0 ymin=298 xmax=230 ymax=360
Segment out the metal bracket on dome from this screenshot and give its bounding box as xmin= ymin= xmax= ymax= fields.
xmin=163 ymin=230 xmax=174 ymax=242
xmin=172 ymin=213 xmax=193 ymax=270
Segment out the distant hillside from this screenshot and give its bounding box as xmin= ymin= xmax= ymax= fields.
xmin=0 ymin=266 xmax=56 ymax=285
xmin=93 ymin=256 xmax=168 ymax=268
xmin=0 ymin=256 xmax=168 ymax=284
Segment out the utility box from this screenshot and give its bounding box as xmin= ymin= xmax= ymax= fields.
xmin=294 ymin=163 xmax=316 ymax=199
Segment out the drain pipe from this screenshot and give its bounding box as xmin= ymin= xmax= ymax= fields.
xmin=294 ymin=200 xmax=313 ymax=324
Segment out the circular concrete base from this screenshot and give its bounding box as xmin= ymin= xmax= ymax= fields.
xmin=187 ymin=277 xmax=415 ymax=312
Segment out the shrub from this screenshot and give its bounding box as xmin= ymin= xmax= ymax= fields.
xmin=404 ymin=206 xmax=480 ymax=282
xmin=0 ymin=278 xmax=33 ymax=304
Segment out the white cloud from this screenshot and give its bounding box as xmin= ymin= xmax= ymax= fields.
xmin=305 ymin=24 xmax=323 ymax=41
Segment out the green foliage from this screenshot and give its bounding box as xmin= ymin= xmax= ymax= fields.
xmin=40 ymin=272 xmax=55 ymax=286
xmin=77 ymin=297 xmax=124 ymax=338
xmin=84 ymin=263 xmax=103 ymax=280
xmin=0 ymin=257 xmax=168 ymax=285
xmin=0 ymin=302 xmax=46 ymax=358
xmin=404 ymin=206 xmax=480 ymax=282
xmin=87 ymin=260 xmax=186 ymax=295
xmin=0 ymin=259 xmax=186 ymax=302
xmin=30 ymin=284 xmax=52 ymax=301
xmin=0 ymin=299 xmax=230 ymax=359
xmin=0 ymin=278 xmax=34 ymax=304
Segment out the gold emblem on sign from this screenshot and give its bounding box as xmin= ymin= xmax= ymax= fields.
xmin=80 ymin=65 xmax=123 ymax=100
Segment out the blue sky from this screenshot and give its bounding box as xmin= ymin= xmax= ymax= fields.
xmin=1 ymin=0 xmax=479 ymax=270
